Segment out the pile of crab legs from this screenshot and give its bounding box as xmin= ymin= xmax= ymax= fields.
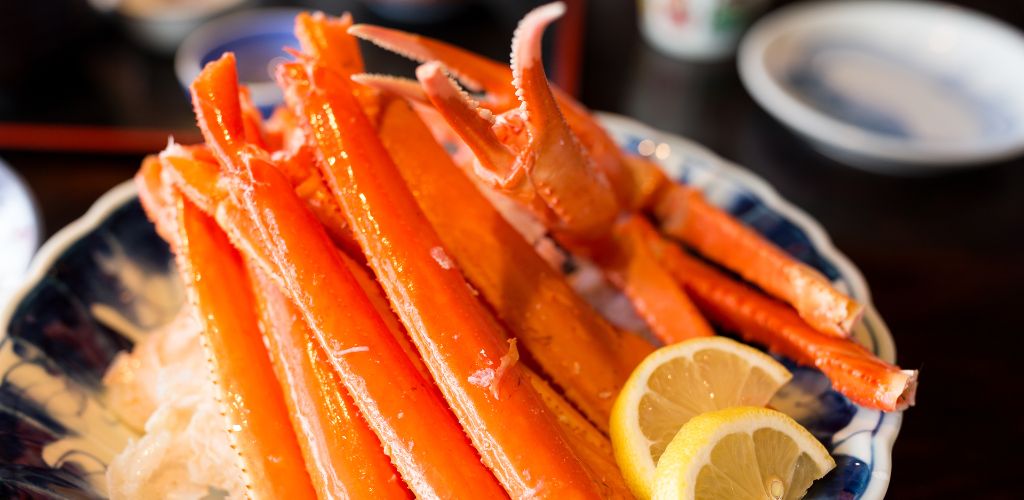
xmin=136 ymin=3 xmax=916 ymax=498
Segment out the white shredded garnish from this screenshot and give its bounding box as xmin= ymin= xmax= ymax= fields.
xmin=104 ymin=308 xmax=245 ymax=499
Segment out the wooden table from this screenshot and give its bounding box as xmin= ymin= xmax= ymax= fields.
xmin=3 ymin=1 xmax=1021 ymax=497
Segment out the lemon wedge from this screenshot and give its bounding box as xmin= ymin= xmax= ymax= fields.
xmin=653 ymin=406 xmax=835 ymax=499
xmin=610 ymin=337 xmax=793 ymax=499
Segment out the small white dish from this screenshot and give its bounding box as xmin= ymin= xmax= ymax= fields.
xmin=739 ymin=0 xmax=1024 ymax=173
xmin=89 ymin=0 xmax=250 ymax=53
xmin=0 ymin=157 xmax=41 ymax=307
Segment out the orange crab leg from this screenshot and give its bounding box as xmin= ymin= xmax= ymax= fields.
xmin=640 ymin=224 xmax=917 ymax=412
xmin=174 ymin=195 xmax=316 ymax=499
xmin=239 ymin=86 xmax=267 ymax=148
xmin=188 ymin=54 xmax=507 ymax=498
xmin=158 ymin=143 xmax=433 ymax=388
xmin=592 ymin=215 xmax=715 ymax=343
xmin=376 ymin=96 xmax=653 ymax=430
xmin=280 ymin=59 xmax=606 ymax=497
xmin=294 ymin=11 xmax=380 ymax=120
xmin=142 ymin=156 xmax=413 ymax=497
xmin=249 ymin=265 xmax=411 ymax=500
xmin=295 ymin=12 xmax=364 ymax=78
xmin=287 ymin=150 xmax=363 ymax=256
xmin=652 ymin=182 xmax=863 ymax=338
xmin=524 ymin=369 xmax=629 ymax=496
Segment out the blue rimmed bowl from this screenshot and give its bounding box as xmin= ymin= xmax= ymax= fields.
xmin=175 ymin=8 xmax=303 ymax=116
xmin=0 ymin=115 xmax=903 ymax=498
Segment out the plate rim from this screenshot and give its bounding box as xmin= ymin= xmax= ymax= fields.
xmin=1 ymin=114 xmax=904 ymax=499
xmin=737 ymin=0 xmax=1024 ymax=168
xmin=0 ymin=180 xmax=138 ymax=339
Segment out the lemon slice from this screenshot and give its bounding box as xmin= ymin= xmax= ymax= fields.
xmin=653 ymin=406 xmax=835 ymax=499
xmin=611 ymin=337 xmax=793 ymax=499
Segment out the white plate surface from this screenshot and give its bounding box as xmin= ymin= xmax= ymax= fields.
xmin=0 ymin=158 xmax=40 ymax=307
xmin=739 ymin=0 xmax=1024 ymax=172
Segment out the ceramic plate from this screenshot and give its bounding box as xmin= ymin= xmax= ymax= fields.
xmin=739 ymin=0 xmax=1024 ymax=172
xmin=0 ymin=158 xmax=41 ymax=308
xmin=0 ymin=114 xmax=902 ymax=499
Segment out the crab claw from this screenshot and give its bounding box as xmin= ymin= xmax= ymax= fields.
xmin=351 ymin=73 xmax=430 ymax=106
xmin=348 ymin=23 xmax=515 ymax=109
xmin=415 ymin=62 xmax=522 ymax=188
xmin=350 ymin=5 xmax=640 ymax=211
xmin=505 ymin=1 xmax=618 ymax=241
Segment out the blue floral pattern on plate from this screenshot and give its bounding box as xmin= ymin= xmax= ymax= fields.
xmin=0 ymin=115 xmax=902 ymax=499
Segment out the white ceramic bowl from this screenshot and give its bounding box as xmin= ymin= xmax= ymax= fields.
xmin=91 ymin=0 xmax=251 ymax=53
xmin=739 ymin=0 xmax=1024 ymax=173
xmin=175 ymin=8 xmax=302 ymax=115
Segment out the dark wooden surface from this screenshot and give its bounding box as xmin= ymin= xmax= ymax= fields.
xmin=2 ymin=1 xmax=1021 ymax=498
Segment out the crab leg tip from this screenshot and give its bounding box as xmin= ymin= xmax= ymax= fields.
xmin=351 ymin=73 xmax=430 ymax=105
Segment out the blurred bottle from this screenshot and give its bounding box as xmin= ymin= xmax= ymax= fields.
xmin=638 ymin=0 xmax=767 ymax=60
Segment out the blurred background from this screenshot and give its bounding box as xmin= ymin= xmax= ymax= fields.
xmin=1 ymin=0 xmax=1021 ymax=498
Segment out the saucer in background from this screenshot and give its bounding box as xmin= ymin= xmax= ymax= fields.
xmin=739 ymin=1 xmax=1024 ymax=173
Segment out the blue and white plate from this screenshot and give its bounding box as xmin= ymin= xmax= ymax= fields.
xmin=0 ymin=114 xmax=904 ymax=499
xmin=739 ymin=0 xmax=1024 ymax=173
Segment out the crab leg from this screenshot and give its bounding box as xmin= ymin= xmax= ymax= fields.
xmin=375 ymin=96 xmax=653 ymax=430
xmin=285 ymin=146 xmax=364 ymax=257
xmin=353 ymin=3 xmax=862 ymax=338
xmin=174 ymin=195 xmax=316 ymax=499
xmin=280 ymin=58 xmax=609 ymax=497
xmin=158 ymin=142 xmax=430 ymax=383
xmin=410 ymin=63 xmax=714 ymax=348
xmin=524 ymin=369 xmax=630 ymax=496
xmin=146 ymin=147 xmax=459 ymax=497
xmin=294 ymin=11 xmax=380 ymax=119
xmin=639 ymin=223 xmax=917 ymax=412
xmin=239 ymin=85 xmax=267 ymax=148
xmin=592 ymin=216 xmax=715 ymax=343
xmin=249 ymin=265 xmax=411 ymax=499
xmin=295 ymin=12 xmax=364 ymax=79
xmin=188 ymin=54 xmax=507 ymax=498
xmin=652 ymin=182 xmax=863 ymax=338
